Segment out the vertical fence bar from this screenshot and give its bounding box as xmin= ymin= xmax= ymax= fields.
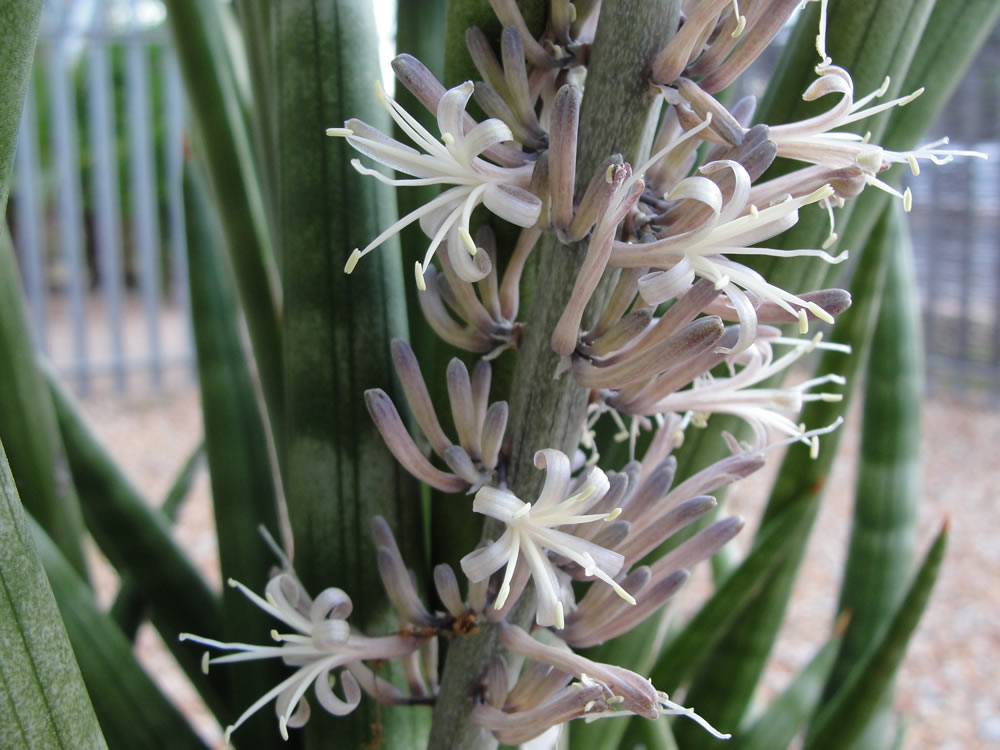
xmin=87 ymin=26 xmax=127 ymax=393
xmin=125 ymin=12 xmax=162 ymax=389
xmin=163 ymin=46 xmax=193 ymax=380
xmin=47 ymin=34 xmax=90 ymax=395
xmin=13 ymin=86 xmax=48 ymax=354
xmin=923 ymin=163 xmax=942 ymax=393
xmin=957 ymin=152 xmax=973 ymax=395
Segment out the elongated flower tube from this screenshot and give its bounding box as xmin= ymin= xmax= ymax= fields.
xmin=327 ymin=68 xmax=541 ymax=290
xmin=366 ymin=340 xmax=508 ymax=492
xmin=765 ymin=0 xmax=986 ymax=212
xmin=611 ymin=159 xmax=847 ymax=352
xmin=615 ymin=328 xmax=849 ymax=455
xmin=418 ymin=225 xmax=525 ymax=357
xmin=499 ymin=623 xmax=730 ymax=738
xmin=179 ymin=574 xmax=426 ymax=743
xmin=563 ymin=448 xmax=753 ymax=647
xmin=460 ymin=449 xmax=635 ymax=629
xmin=467 ymin=25 xmax=549 ymax=150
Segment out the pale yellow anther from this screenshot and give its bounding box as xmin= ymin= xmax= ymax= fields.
xmin=279 ymin=717 xmax=289 ymax=741
xmin=614 ymin=583 xmax=636 ymax=605
xmin=555 ymin=602 xmax=565 ymax=630
xmin=798 ymin=309 xmax=809 ymax=334
xmin=568 ymin=485 xmax=597 ymax=504
xmin=414 ymin=261 xmax=427 ymax=291
xmin=605 ymin=507 xmax=623 ymax=521
xmin=806 ymin=184 xmax=836 ymax=204
xmin=605 ymin=164 xmax=615 ymax=183
xmin=713 ymin=274 xmax=730 ymax=291
xmin=345 ymin=248 xmax=362 ymax=274
xmin=325 ymin=127 xmax=352 ymax=137
xmin=903 ymin=187 xmax=913 ymax=213
xmin=822 ymin=232 xmax=838 ymax=250
xmin=907 ymin=153 xmax=920 ymax=176
xmin=810 ymin=436 xmax=820 ymax=459
xmin=201 ymin=652 xmax=210 ymax=674
xmin=876 ymin=76 xmax=891 ymax=97
xmin=749 ymin=204 xmax=759 ymax=218
xmin=584 ymin=700 xmax=596 ymax=712
xmin=374 ymin=79 xmax=387 ymax=104
xmin=460 ymin=228 xmax=478 ymax=256
xmin=807 ymin=301 xmax=835 ymax=325
xmin=900 ymin=87 xmax=924 ymax=106
xmin=821 ymin=393 xmax=843 ymax=402
xmin=731 ymin=15 xmax=747 ymax=37
xmin=270 ymin=628 xmax=281 ymax=642
xmin=442 ymin=132 xmax=455 ymax=145
xmin=861 ymin=131 xmax=872 ymax=144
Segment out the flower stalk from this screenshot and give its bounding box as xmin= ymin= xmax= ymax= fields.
xmin=427 ymin=1 xmax=682 ymax=747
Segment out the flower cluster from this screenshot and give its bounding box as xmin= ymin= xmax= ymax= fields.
xmin=183 ymin=0 xmax=976 ymax=745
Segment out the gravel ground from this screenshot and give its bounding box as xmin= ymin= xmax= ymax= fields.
xmin=77 ymin=384 xmax=999 ymax=749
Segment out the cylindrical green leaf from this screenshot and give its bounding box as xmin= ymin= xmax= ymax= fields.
xmin=732 ymin=626 xmax=844 ymax=750
xmin=109 ymin=443 xmax=204 ymax=638
xmin=0 ymin=0 xmax=43 ymax=213
xmin=185 ymin=162 xmax=287 ymax=745
xmin=163 ymin=0 xmax=284 ymax=449
xmin=669 ymin=198 xmax=896 ymax=749
xmin=28 ymin=515 xmax=206 ymax=750
xmin=805 ymin=523 xmax=948 ymax=750
xmin=824 ymin=205 xmax=920 ymax=701
xmin=274 ymin=2 xmax=425 ymax=747
xmin=46 ymin=370 xmax=229 ymax=718
xmin=0 ymin=439 xmax=106 ymax=750
xmin=0 ymin=225 xmax=89 ymax=578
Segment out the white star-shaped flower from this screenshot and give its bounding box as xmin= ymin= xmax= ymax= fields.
xmin=180 ymin=574 xmax=420 ymax=744
xmin=460 ymin=449 xmax=635 ymax=630
xmin=327 ymin=78 xmax=540 ymax=290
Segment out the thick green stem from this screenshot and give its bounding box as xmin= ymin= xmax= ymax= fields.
xmin=428 ymin=3 xmax=678 ymax=747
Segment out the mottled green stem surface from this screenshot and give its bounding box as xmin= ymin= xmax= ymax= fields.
xmin=428 ymin=2 xmax=678 ymax=748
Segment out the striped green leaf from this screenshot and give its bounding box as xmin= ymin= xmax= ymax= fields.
xmin=274 ymin=2 xmax=426 ymax=746
xmin=668 ymin=197 xmax=897 ymax=749
xmin=109 ymin=443 xmax=204 ymax=638
xmin=184 ymin=161 xmax=286 ymax=744
xmin=163 ymin=0 xmax=284 ymax=448
xmin=28 ymin=515 xmax=206 ymax=750
xmin=804 ymin=522 xmax=948 ymax=750
xmin=0 ymin=439 xmax=106 ymax=750
xmin=46 ymin=370 xmax=229 ymax=718
xmin=0 ymin=226 xmax=89 ymax=578
xmin=0 ymin=0 xmax=43 ymax=213
xmin=731 ymin=624 xmax=845 ymax=750
xmin=823 ymin=205 xmax=920 ymax=731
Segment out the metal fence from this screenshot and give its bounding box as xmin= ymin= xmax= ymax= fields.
xmin=8 ymin=0 xmax=192 ymax=396
xmin=5 ymin=4 xmax=1000 ymax=401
